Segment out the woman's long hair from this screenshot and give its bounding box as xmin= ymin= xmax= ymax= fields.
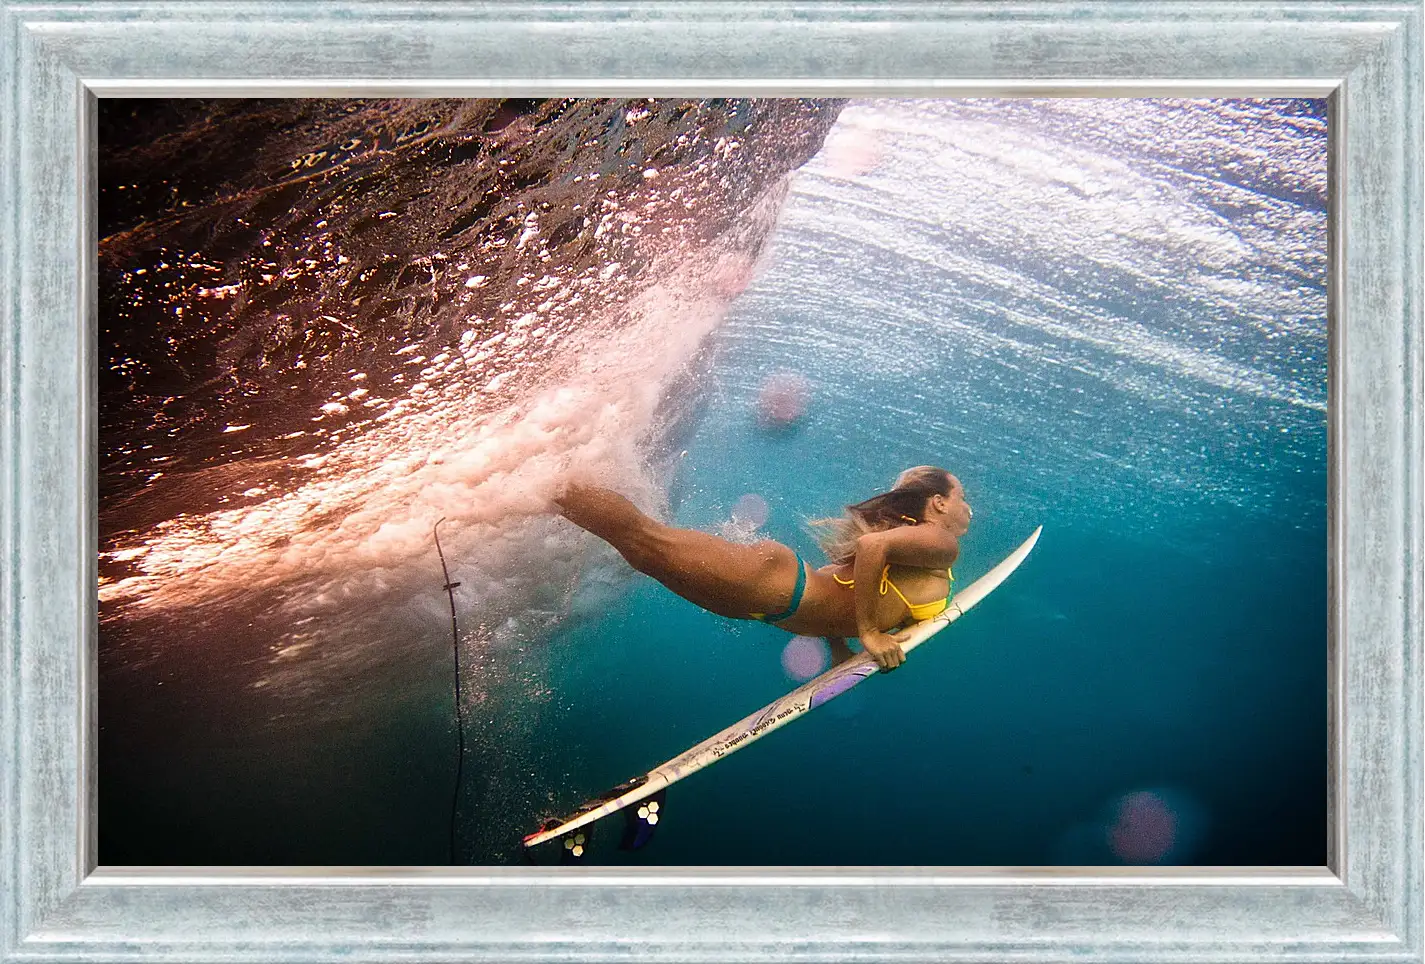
xmin=809 ymin=466 xmax=953 ymax=564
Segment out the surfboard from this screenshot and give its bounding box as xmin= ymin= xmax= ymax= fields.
xmin=523 ymin=525 xmax=1043 ymax=851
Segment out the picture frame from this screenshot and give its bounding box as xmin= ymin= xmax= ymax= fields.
xmin=2 ymin=1 xmax=1419 ymax=961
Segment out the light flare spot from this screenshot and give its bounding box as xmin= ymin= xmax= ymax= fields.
xmin=756 ymin=372 xmax=811 ymax=430
xmin=781 ymin=635 xmax=829 ymax=682
xmin=107 ymin=546 xmax=149 ymax=563
xmin=731 ymin=493 xmax=769 ymax=529
xmin=1107 ymin=791 xmax=1178 ymax=863
xmin=821 ymin=126 xmax=884 ymax=178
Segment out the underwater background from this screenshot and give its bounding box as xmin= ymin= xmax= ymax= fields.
xmin=98 ymin=97 xmax=1326 ymax=866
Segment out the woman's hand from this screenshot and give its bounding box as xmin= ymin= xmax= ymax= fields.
xmin=860 ymin=629 xmax=909 ymax=671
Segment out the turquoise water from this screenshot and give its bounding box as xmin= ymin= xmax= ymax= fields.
xmin=523 ymin=99 xmax=1326 ymax=866
xmin=532 ymin=367 xmax=1322 ymax=866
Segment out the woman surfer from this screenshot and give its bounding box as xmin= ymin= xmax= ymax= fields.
xmin=554 ymin=465 xmax=972 ymax=671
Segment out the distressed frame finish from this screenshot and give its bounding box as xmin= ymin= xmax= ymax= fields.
xmin=1 ymin=2 xmax=1420 ymax=962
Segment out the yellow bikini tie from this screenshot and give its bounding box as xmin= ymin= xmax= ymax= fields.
xmin=834 ymin=566 xmax=953 ymax=620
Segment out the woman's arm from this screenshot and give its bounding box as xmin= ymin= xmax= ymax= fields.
xmin=873 ymin=523 xmax=960 ymax=570
xmin=852 ymin=526 xmax=960 ymax=671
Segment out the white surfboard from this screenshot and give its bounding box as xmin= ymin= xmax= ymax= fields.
xmin=523 ymin=525 xmax=1043 ymax=850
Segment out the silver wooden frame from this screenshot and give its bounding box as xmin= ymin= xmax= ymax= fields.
xmin=2 ymin=2 xmax=1420 ymax=962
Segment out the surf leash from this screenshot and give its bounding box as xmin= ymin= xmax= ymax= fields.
xmin=433 ymin=518 xmax=465 ymax=865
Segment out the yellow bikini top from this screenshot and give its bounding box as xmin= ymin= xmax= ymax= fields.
xmin=832 ymin=565 xmax=954 ymax=622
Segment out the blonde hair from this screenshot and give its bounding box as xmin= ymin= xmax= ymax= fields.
xmin=808 ymin=466 xmax=954 ymax=565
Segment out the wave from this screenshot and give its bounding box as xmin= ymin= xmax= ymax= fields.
xmin=98 ymin=98 xmax=845 ymax=708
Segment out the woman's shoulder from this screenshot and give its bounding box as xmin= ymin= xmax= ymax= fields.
xmin=869 ymin=523 xmax=959 ymax=570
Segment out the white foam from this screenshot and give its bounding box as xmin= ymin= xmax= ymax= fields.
xmin=100 ymin=252 xmax=753 ymax=702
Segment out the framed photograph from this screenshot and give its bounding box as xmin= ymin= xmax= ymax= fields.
xmin=3 ymin=2 xmax=1420 ymax=962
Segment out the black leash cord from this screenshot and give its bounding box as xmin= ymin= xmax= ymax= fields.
xmin=433 ymin=518 xmax=465 ymax=865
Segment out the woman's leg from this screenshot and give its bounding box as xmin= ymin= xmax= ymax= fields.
xmin=826 ymin=636 xmax=855 ymax=667
xmin=555 ymin=483 xmax=802 ymax=620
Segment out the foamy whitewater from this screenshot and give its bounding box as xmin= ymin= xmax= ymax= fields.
xmin=100 ymin=99 xmax=840 ymax=710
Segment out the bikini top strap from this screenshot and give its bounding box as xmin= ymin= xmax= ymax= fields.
xmin=836 ymin=566 xmax=953 ymax=597
xmin=879 ymin=565 xmax=916 ymax=608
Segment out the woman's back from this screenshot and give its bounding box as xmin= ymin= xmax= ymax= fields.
xmin=773 ymin=560 xmax=951 ymax=638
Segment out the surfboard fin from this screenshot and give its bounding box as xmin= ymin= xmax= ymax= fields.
xmin=558 ymin=828 xmax=592 ymax=864
xmin=619 ymin=788 xmax=667 ymax=851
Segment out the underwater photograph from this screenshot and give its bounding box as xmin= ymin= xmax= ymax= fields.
xmin=98 ymin=97 xmax=1327 ymax=867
